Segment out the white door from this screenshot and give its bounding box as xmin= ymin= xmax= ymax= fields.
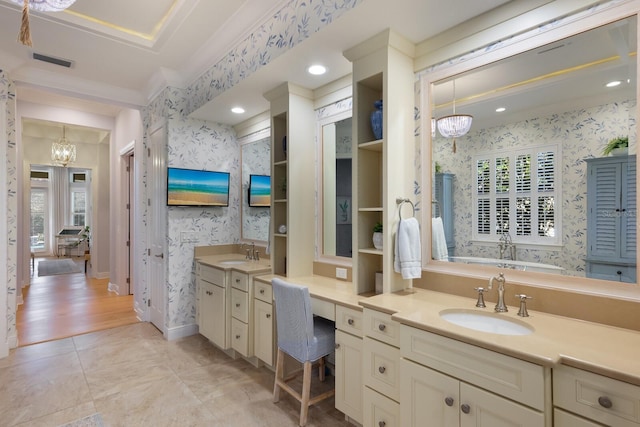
xmin=148 ymin=123 xmax=166 ymax=333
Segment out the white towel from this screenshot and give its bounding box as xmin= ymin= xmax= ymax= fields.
xmin=394 ymin=217 xmax=422 ymax=279
xmin=431 ymin=217 xmax=449 ymax=261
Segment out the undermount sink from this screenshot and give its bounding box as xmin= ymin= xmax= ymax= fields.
xmin=439 ymin=309 xmax=534 ymax=336
xmin=218 ymin=260 xmax=248 ymax=265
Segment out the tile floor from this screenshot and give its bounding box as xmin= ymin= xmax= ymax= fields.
xmin=0 ymin=323 xmax=351 ymax=427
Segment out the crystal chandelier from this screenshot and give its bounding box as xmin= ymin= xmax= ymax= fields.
xmin=11 ymin=0 xmax=77 ymax=46
xmin=51 ymin=126 xmax=76 ymax=167
xmin=436 ymin=80 xmax=473 ymax=152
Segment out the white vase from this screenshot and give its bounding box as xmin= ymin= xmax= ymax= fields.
xmin=372 ymin=232 xmax=383 ymax=250
xmin=610 ymin=147 xmax=628 ymax=156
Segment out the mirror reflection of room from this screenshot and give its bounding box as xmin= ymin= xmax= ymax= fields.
xmin=431 ymin=17 xmax=637 ymax=283
xmin=241 ymin=135 xmax=271 ymax=243
xmin=322 ymin=116 xmax=352 ymax=258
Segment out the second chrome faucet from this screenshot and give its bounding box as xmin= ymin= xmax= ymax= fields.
xmin=488 ymin=272 xmax=508 ymax=312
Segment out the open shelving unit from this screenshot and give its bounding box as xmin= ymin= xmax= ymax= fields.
xmin=344 ymin=29 xmax=416 ymax=295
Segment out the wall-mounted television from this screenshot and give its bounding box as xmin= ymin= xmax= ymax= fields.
xmin=248 ymin=174 xmax=271 ymax=207
xmin=167 ymin=167 xmax=230 ymax=207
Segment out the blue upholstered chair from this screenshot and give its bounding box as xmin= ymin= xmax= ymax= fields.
xmin=272 ymin=278 xmax=335 ymax=426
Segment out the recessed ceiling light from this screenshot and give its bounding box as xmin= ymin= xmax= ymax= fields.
xmin=606 ymin=80 xmax=622 ymax=88
xmin=495 ymin=107 xmax=506 ymax=113
xmin=231 ymin=107 xmax=245 ymax=114
xmin=308 ymin=64 xmax=327 ymax=75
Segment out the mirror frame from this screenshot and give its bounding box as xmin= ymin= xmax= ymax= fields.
xmin=240 ymin=128 xmax=271 ymax=244
xmin=420 ymin=6 xmax=640 ymax=300
xmin=317 ymin=109 xmax=353 ymax=265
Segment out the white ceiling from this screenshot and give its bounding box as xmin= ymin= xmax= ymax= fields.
xmin=0 ymin=0 xmax=511 ymax=126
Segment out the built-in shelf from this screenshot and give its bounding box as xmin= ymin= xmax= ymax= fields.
xmin=359 ymin=207 xmax=383 ymax=212
xmin=358 ymin=140 xmax=383 ymax=151
xmin=359 ymin=248 xmax=383 ymax=255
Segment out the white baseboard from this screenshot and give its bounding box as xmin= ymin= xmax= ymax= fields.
xmin=166 ymin=323 xmax=198 ymax=341
xmin=7 ymin=333 xmax=18 ymax=350
xmin=95 ymin=271 xmax=110 ymax=280
xmin=107 ymin=282 xmax=119 ymax=294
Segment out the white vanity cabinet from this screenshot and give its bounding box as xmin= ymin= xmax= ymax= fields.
xmin=334 ymin=305 xmax=364 ymax=424
xmin=399 ymin=325 xmax=549 ymax=427
xmin=197 ymin=263 xmax=228 ymax=349
xmin=253 ymin=278 xmax=274 ymax=366
xmin=553 ymin=365 xmax=640 ymax=427
xmin=363 ymin=308 xmax=401 ymax=427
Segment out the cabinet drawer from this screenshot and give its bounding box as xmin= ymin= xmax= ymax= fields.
xmin=200 ymin=264 xmax=225 ymax=286
xmin=231 ymin=288 xmax=249 ymax=323
xmin=400 ymin=325 xmax=545 ymax=411
xmin=364 ymin=309 xmax=400 ymax=347
xmin=554 ymin=365 xmax=640 ymax=426
xmin=311 ymin=297 xmax=335 ymax=321
xmin=364 ymin=387 xmax=400 ymax=427
xmin=364 ymin=337 xmax=400 ymax=401
xmin=231 ymin=317 xmax=250 ymax=357
xmin=254 ymin=280 xmax=272 ymax=303
xmin=230 ymin=270 xmax=249 ymax=291
xmin=554 ymin=408 xmax=605 ymax=427
xmin=336 ymin=305 xmax=363 ymax=337
xmin=586 ymin=262 xmax=636 ymax=283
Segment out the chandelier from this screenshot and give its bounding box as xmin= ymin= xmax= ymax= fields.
xmin=12 ymin=0 xmax=77 ymax=46
xmin=51 ymin=126 xmax=76 ymax=167
xmin=436 ymin=80 xmax=473 ymax=152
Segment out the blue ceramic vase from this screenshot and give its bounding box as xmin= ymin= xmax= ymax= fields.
xmin=370 ymin=100 xmax=383 ymax=140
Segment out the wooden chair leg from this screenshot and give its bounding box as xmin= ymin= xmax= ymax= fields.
xmin=273 ymin=348 xmax=284 ymax=403
xmin=299 ymin=360 xmax=312 ymax=426
xmin=318 ymin=356 xmax=325 ymax=382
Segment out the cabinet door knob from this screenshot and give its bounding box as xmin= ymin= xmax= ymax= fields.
xmin=235 ymin=335 xmax=240 ymax=339
xmin=617 ymin=271 xmax=623 ymax=275
xmin=236 ymin=303 xmax=240 ymax=307
xmin=444 ymin=397 xmax=454 ymax=407
xmin=260 ymin=289 xmax=265 ymax=294
xmin=378 ymin=323 xmax=386 ymax=331
xmin=266 ymin=313 xmax=271 ymax=318
xmin=378 ymin=365 xmax=386 ymax=374
xmin=335 ymin=343 xmax=341 ymax=349
xmin=461 ymin=404 xmax=471 ymax=414
xmin=347 ymin=318 xmax=354 ymax=325
xmin=598 ymin=396 xmax=613 ymax=409
xmin=236 ymin=278 xmax=240 ymax=283
xmin=378 ymin=421 xmax=386 ymax=427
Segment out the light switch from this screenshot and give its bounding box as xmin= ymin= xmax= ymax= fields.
xmin=336 ymin=267 xmax=347 ymax=279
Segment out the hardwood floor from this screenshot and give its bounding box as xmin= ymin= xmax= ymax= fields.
xmin=16 ymin=257 xmax=139 ymax=347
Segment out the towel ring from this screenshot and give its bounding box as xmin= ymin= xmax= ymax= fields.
xmin=396 ymin=197 xmax=415 ymax=220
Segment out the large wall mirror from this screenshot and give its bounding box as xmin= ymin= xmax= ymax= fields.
xmin=241 ymin=135 xmax=271 ymax=242
xmin=427 ymin=15 xmax=637 ymax=285
xmin=320 ymin=113 xmax=353 ymax=259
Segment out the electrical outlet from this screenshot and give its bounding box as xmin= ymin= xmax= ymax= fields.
xmin=336 ymin=267 xmax=347 ymax=279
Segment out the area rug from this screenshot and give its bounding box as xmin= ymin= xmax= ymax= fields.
xmin=58 ymin=413 xmax=105 ymax=427
xmin=38 ymin=259 xmax=82 ymax=277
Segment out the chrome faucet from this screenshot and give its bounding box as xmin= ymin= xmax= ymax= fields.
xmin=241 ymin=242 xmax=259 ymax=261
xmin=488 ymin=273 xmax=508 ymax=312
xmin=498 ymin=232 xmax=516 ymax=261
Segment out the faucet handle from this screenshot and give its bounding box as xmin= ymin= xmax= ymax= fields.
xmin=515 ymin=294 xmax=532 ymax=317
xmin=474 ymin=287 xmax=486 ymax=308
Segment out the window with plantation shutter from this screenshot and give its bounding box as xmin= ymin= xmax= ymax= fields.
xmin=472 ymin=144 xmax=561 ymax=245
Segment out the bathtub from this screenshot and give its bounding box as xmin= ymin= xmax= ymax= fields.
xmin=448 ymin=256 xmax=565 ymax=274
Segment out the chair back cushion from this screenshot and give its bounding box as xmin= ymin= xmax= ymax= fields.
xmin=272 ymin=278 xmax=314 ymax=361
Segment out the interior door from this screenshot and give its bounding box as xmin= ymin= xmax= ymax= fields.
xmin=148 ymin=123 xmax=166 ymax=333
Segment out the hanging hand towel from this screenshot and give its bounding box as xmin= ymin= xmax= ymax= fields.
xmin=394 ymin=217 xmax=422 ymax=279
xmin=431 ymin=217 xmax=449 ymax=261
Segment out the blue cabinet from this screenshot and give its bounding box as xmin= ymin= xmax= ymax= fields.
xmin=434 ymin=173 xmax=455 ymax=257
xmin=585 ymin=156 xmax=636 ymax=282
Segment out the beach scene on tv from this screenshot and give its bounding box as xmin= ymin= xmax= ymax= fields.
xmin=167 ymin=168 xmax=229 ymax=206
xmin=249 ymin=175 xmax=271 ymax=207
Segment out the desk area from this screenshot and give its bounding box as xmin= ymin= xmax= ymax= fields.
xmin=55 ymin=227 xmax=87 ymax=257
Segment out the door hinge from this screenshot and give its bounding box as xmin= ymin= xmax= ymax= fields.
xmin=126 ymin=277 xmax=130 ymax=284
xmin=148 ymin=248 xmax=151 ymax=256
xmin=148 ymin=198 xmax=151 ymax=206
xmin=126 ymin=240 xmax=130 ymax=247
xmin=126 ymin=166 xmax=130 ymax=172
xmin=126 ymin=203 xmax=130 ymax=210
xmin=147 ymin=299 xmax=151 ymax=307
xmin=147 ymin=148 xmax=151 ymax=157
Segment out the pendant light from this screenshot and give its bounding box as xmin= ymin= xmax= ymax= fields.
xmin=11 ymin=0 xmax=77 ymax=46
xmin=51 ymin=125 xmax=76 ymax=167
xmin=436 ymin=80 xmax=473 ymax=152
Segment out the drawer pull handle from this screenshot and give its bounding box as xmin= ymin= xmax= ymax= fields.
xmin=378 ymin=422 xmax=386 ymax=427
xmin=598 ymin=396 xmax=613 ymax=409
xmin=235 ymin=335 xmax=240 ymax=339
xmin=266 ymin=314 xmax=271 ymax=318
xmin=236 ymin=278 xmax=240 ymax=283
xmin=347 ymin=318 xmax=354 ymax=325
xmin=444 ymin=397 xmax=454 ymax=407
xmin=378 ymin=323 xmax=386 ymax=331
xmin=236 ymin=303 xmax=240 ymax=307
xmin=260 ymin=289 xmax=265 ymax=294
xmin=461 ymin=404 xmax=471 ymax=414
xmin=335 ymin=343 xmax=341 ymax=349
xmin=378 ymin=366 xmax=386 ymax=374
